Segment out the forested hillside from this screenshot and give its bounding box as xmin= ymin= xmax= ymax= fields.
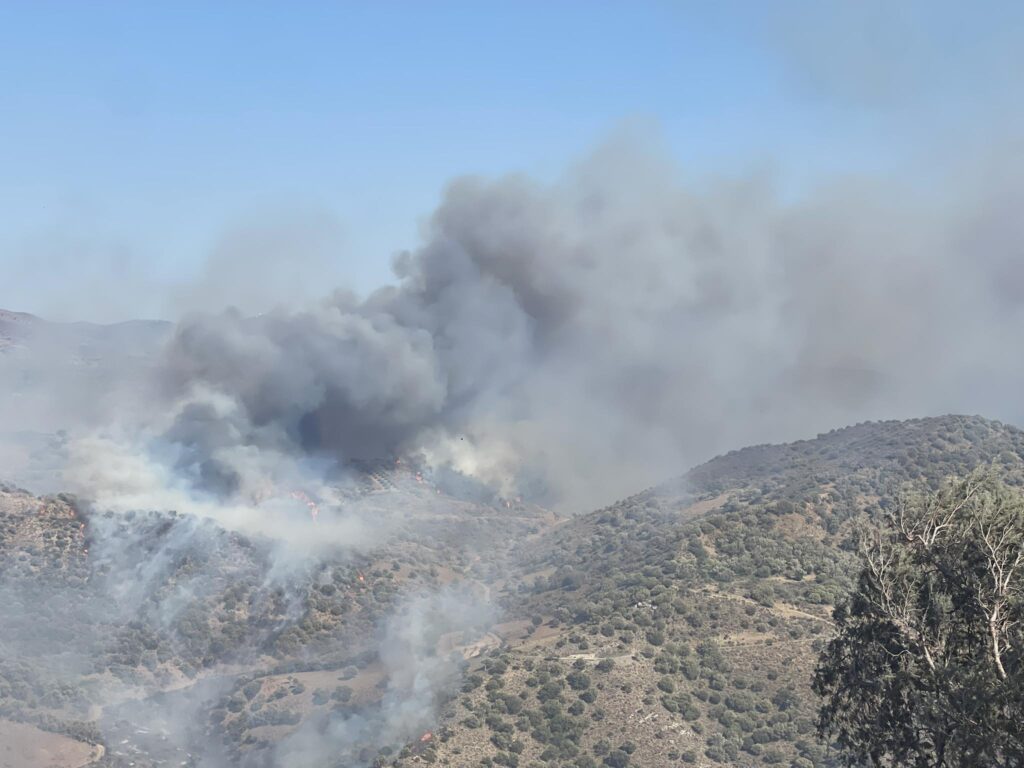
xmin=2 ymin=415 xmax=1023 ymax=767
xmin=411 ymin=415 xmax=1024 ymax=768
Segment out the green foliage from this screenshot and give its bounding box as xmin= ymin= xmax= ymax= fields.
xmin=566 ymin=671 xmax=591 ymax=691
xmin=815 ymin=471 xmax=1024 ymax=766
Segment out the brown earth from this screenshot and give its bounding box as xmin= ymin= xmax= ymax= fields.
xmin=0 ymin=720 xmax=101 ymax=768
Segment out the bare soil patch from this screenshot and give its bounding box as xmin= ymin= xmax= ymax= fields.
xmin=0 ymin=720 xmax=99 ymax=768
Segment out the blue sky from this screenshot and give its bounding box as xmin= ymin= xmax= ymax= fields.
xmin=1 ymin=1 xmax=1020 ymax=321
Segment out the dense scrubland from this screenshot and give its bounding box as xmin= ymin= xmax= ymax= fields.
xmin=1 ymin=414 xmax=1022 ymax=767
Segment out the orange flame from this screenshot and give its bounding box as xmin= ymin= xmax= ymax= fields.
xmin=290 ymin=490 xmax=320 ymax=523
xmin=419 ymin=731 xmax=433 ymax=743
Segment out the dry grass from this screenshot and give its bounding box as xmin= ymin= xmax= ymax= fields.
xmin=0 ymin=720 xmax=99 ymax=768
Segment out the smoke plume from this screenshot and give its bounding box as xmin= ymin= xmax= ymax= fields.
xmin=84 ymin=135 xmax=1018 ymax=513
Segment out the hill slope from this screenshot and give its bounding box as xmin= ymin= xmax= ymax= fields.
xmin=2 ymin=415 xmax=1023 ymax=767
xmin=0 ymin=464 xmax=556 ymax=767
xmin=411 ymin=415 xmax=1024 ymax=768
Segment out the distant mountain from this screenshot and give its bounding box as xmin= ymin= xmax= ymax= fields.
xmin=0 ymin=308 xmax=36 ymax=351
xmin=0 ymin=307 xmax=171 ymax=355
xmin=0 ymin=309 xmax=171 ymax=491
xmin=1 ymin=414 xmax=1021 ymax=767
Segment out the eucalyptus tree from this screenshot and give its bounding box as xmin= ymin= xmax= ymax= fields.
xmin=814 ymin=470 xmax=1024 ymax=767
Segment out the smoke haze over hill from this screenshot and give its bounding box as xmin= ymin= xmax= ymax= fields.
xmin=1 ymin=4 xmax=1024 ymax=766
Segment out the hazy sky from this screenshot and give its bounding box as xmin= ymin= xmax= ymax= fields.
xmin=1 ymin=1 xmax=1020 ymax=321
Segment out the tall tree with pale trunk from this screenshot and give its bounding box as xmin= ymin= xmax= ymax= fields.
xmin=814 ymin=469 xmax=1024 ymax=767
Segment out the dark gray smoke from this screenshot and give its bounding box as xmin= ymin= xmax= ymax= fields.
xmin=118 ymin=135 xmax=1024 ymax=511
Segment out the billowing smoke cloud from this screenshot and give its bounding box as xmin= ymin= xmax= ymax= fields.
xmin=108 ymin=134 xmax=1023 ymax=512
